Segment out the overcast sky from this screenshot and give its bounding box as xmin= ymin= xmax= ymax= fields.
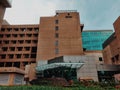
xmin=4 ymin=0 xmax=120 ymax=30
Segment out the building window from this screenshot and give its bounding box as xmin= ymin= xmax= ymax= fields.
xmin=0 ymin=34 xmax=3 ymax=38
xmin=16 ymin=54 xmax=21 ymax=58
xmin=34 ymin=28 xmax=39 ymax=32
xmin=2 ymin=47 xmax=8 ymax=51
xmin=32 ymin=40 xmax=38 ymax=44
xmin=25 ymin=40 xmax=31 ymax=44
xmin=55 ymin=20 xmax=59 ymax=24
xmin=55 ymin=40 xmax=58 ymax=46
xmin=9 ymin=47 xmax=15 ymax=51
xmin=14 ymin=28 xmax=19 ymax=31
xmin=111 ymin=57 xmax=115 ymax=64
xmin=17 ymin=47 xmax=23 ymax=51
xmin=3 ymin=40 xmax=9 ymax=44
xmin=28 ymin=28 xmax=32 ymax=31
xmin=1 ymin=54 xmax=6 ymax=59
xmin=55 ymin=26 xmax=59 ymax=31
xmin=19 ymin=34 xmax=25 ymax=37
xmin=18 ymin=40 xmax=24 ymax=44
xmin=24 ymin=54 xmax=29 ymax=58
xmin=26 ymin=34 xmax=32 ymax=37
xmin=6 ymin=34 xmax=11 ymax=38
xmin=31 ymin=47 xmax=37 ymax=53
xmin=9 ymin=54 xmax=14 ymax=59
xmin=99 ymin=57 xmax=103 ymax=61
xmin=21 ymin=28 xmax=26 ymax=32
xmin=1 ymin=28 xmax=5 ymax=32
xmin=7 ymin=28 xmax=12 ymax=32
xmin=55 ymin=33 xmax=59 ymax=38
xmin=55 ymin=48 xmax=59 ymax=54
xmin=33 ymin=34 xmax=38 ymax=37
xmin=31 ymin=54 xmax=36 ymax=58
xmin=6 ymin=62 xmax=12 ymax=67
xmin=24 ymin=47 xmax=30 ymax=51
xmin=11 ymin=40 xmax=16 ymax=44
xmin=14 ymin=62 xmax=20 ymax=68
xmin=12 ymin=34 xmax=17 ymax=37
xmin=115 ymin=54 xmax=119 ymax=60
xmin=0 ymin=62 xmax=4 ymax=67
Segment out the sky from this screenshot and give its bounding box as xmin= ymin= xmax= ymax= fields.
xmin=4 ymin=0 xmax=120 ymax=30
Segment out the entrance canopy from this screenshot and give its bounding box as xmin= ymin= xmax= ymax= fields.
xmin=36 ymin=62 xmax=84 ymax=72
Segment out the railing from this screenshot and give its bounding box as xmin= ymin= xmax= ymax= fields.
xmin=56 ymin=10 xmax=77 ymax=13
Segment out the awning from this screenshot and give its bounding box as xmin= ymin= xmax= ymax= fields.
xmin=36 ymin=62 xmax=84 ymax=72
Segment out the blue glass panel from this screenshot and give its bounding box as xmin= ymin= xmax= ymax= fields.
xmin=82 ymin=30 xmax=113 ymax=50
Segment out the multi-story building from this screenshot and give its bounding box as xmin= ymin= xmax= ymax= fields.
xmin=0 ymin=10 xmax=84 ymax=70
xmin=0 ymin=1 xmax=119 ymax=85
xmin=103 ymin=16 xmax=120 ymax=65
xmin=0 ymin=25 xmax=39 ymax=69
xmin=37 ymin=10 xmax=84 ymax=61
xmin=82 ymin=30 xmax=113 ymax=51
xmin=0 ymin=0 xmax=26 ymax=86
xmin=0 ymin=9 xmax=85 ymax=85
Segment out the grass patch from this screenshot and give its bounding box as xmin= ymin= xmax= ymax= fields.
xmin=0 ymin=85 xmax=115 ymax=90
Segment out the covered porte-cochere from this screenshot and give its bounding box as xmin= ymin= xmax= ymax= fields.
xmin=36 ymin=63 xmax=84 ymax=81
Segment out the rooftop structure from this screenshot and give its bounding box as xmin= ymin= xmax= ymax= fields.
xmin=56 ymin=10 xmax=77 ymax=13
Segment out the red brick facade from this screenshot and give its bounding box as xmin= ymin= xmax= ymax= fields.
xmin=37 ymin=11 xmax=83 ymax=60
xmin=103 ymin=16 xmax=120 ymax=64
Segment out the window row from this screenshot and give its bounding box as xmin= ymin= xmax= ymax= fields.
xmin=1 ymin=47 xmax=37 ymax=52
xmin=0 ymin=61 xmax=35 ymax=68
xmin=0 ymin=54 xmax=36 ymax=59
xmin=0 ymin=40 xmax=38 ymax=44
xmin=0 ymin=34 xmax=38 ymax=38
xmin=0 ymin=28 xmax=39 ymax=32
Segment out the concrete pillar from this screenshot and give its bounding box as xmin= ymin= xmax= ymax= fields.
xmin=8 ymin=74 xmax=15 ymax=86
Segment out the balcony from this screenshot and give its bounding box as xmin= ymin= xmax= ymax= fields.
xmin=0 ymin=0 xmax=12 ymax=7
